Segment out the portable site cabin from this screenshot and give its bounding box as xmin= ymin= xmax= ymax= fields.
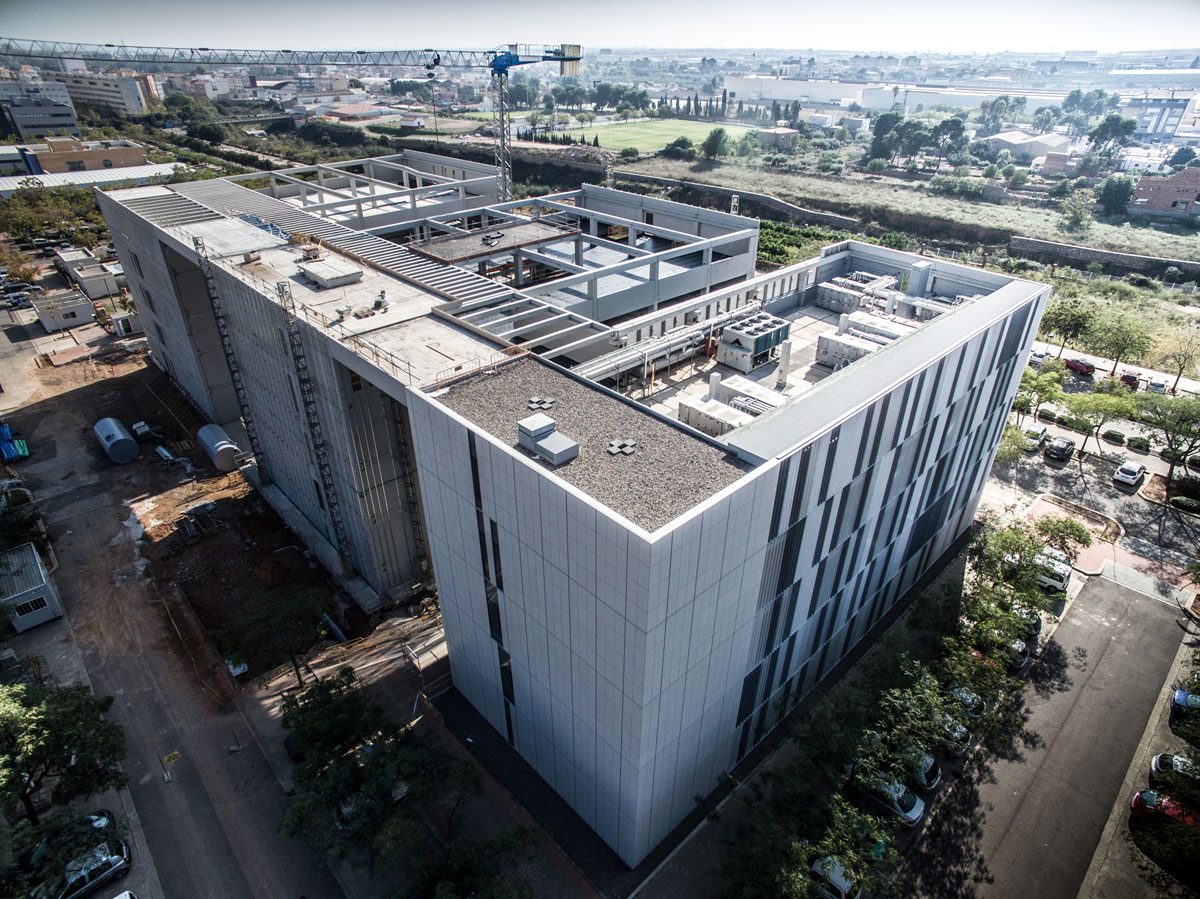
xmin=0 ymin=542 xmax=63 ymax=632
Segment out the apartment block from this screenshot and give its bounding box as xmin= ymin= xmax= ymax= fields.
xmin=48 ymin=72 xmax=149 ymax=115
xmin=95 ymin=156 xmax=1047 ymax=866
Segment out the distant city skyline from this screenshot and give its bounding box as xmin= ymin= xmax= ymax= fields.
xmin=1 ymin=0 xmax=1198 ymax=57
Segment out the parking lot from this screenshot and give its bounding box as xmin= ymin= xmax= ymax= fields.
xmin=904 ymin=577 xmax=1183 ymax=898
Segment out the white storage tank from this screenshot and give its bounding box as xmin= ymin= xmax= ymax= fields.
xmin=93 ymin=417 xmax=139 ymax=464
xmin=197 ymin=424 xmax=240 ymax=472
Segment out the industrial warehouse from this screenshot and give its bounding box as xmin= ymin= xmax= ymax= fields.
xmin=94 ymin=152 xmax=1049 ymax=866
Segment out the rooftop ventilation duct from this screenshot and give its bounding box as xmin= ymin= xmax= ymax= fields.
xmin=517 ymin=413 xmax=578 ymax=466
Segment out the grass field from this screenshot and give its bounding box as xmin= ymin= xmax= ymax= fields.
xmin=622 ymin=157 xmax=1200 ymax=261
xmin=572 ymin=120 xmax=752 ymax=153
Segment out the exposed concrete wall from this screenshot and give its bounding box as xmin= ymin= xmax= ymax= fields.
xmin=1008 ymin=236 xmax=1200 ymax=278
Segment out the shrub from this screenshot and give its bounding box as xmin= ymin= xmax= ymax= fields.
xmin=1187 ymin=455 xmax=1200 ymax=470
xmin=1037 ymin=409 xmax=1058 ymax=422
xmin=1162 ymin=449 xmax=1187 ymax=464
xmin=1102 ymin=429 xmax=1126 ymax=444
xmin=1174 ymin=477 xmax=1200 ymax=500
xmin=618 ymin=147 xmax=640 ymax=160
xmin=866 ymin=158 xmax=887 ymax=173
xmin=1056 ymin=414 xmax=1093 ymax=432
xmin=1126 ymin=436 xmax=1152 ymax=452
xmin=1169 ymin=496 xmax=1200 ymax=513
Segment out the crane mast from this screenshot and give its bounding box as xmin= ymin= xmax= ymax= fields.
xmin=0 ymin=38 xmax=582 ymax=200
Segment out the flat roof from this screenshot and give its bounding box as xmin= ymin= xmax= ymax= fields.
xmin=436 ymin=356 xmax=750 ymax=532
xmin=0 ymin=543 xmax=45 ymax=599
xmin=0 ymin=163 xmax=183 ymax=196
xmin=411 ymin=221 xmax=580 ymax=264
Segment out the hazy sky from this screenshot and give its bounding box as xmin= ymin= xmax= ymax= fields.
xmin=0 ymin=0 xmax=1197 ymax=55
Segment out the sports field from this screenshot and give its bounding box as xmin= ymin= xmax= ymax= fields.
xmin=572 ymin=119 xmax=752 ymax=153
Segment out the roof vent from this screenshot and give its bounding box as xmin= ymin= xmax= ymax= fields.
xmin=527 ymin=396 xmax=556 ymax=411
xmin=607 ymin=439 xmax=637 ymax=456
xmin=517 ymin=413 xmax=578 ymax=466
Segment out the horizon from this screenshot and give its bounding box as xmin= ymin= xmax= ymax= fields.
xmin=1 ymin=0 xmax=1198 ymax=58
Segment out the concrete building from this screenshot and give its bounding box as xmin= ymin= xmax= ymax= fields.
xmin=21 ymin=137 xmax=147 ymax=174
xmin=1121 ymin=91 xmax=1192 ymax=143
xmin=48 ymin=72 xmax=150 ymax=115
xmin=758 ymin=126 xmax=800 ymax=149
xmin=1128 ymin=167 xmax=1200 ymax=220
xmin=0 ymin=542 xmax=64 ymax=632
xmin=0 ymin=78 xmax=79 ymax=139
xmin=33 ymin=290 xmax=96 ymax=332
xmin=54 ymin=247 xmax=126 ymax=299
xmin=985 ymin=130 xmax=1072 ymax=163
xmin=95 ymin=156 xmax=1047 ymax=867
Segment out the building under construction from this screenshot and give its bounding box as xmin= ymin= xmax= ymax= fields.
xmin=96 ymin=151 xmax=1049 ymax=866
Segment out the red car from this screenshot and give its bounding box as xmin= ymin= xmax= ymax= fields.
xmin=1130 ymin=789 xmax=1200 ymax=829
xmin=1065 ymin=357 xmax=1096 ymax=375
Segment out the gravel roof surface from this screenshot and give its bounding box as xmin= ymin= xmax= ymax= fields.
xmin=437 ymin=357 xmax=750 ymax=531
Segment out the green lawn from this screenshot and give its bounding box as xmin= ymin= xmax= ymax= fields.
xmin=571 ymin=120 xmax=752 ymax=154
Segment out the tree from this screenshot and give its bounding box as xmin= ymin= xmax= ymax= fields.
xmin=1015 ymin=358 xmax=1066 ymax=421
xmin=1168 ymin=147 xmax=1197 ymax=168
xmin=1083 ymin=306 xmax=1156 ymax=374
xmin=1097 ymin=174 xmax=1136 ymax=216
xmin=1135 ymin=393 xmax=1200 ymax=480
xmin=1087 ymin=113 xmax=1137 ymax=154
xmin=1033 ymin=517 xmax=1092 ymax=563
xmin=1040 ymin=295 xmax=1096 ymax=356
xmin=868 ymin=112 xmax=903 ymax=160
xmin=0 ymin=684 xmax=127 ymax=825
xmin=1154 ymin=326 xmax=1200 ymax=392
xmin=217 ymin=587 xmax=331 ymax=687
xmin=995 ymin=423 xmax=1028 ymax=465
xmin=660 ymin=135 xmax=697 ymax=161
xmin=1065 ymin=392 xmax=1135 ymax=454
xmin=281 ymin=666 xmax=384 ymax=773
xmin=1059 ymin=190 xmax=1093 ymax=232
xmin=700 ymin=127 xmax=730 ymax=159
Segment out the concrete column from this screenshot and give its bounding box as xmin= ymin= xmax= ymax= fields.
xmin=776 ymin=340 xmax=792 ymax=390
xmin=703 ymin=246 xmax=714 ymax=292
xmin=651 ymin=261 xmax=661 ymax=311
xmin=574 ymin=236 xmax=584 ymax=266
xmin=628 ymin=227 xmax=637 ymax=246
xmin=708 ymin=372 xmax=722 ymax=401
xmin=513 ymin=251 xmax=524 ymax=287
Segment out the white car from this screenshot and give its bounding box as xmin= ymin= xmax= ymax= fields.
xmin=864 ymin=777 xmax=925 ymax=827
xmin=1113 ymin=459 xmax=1147 ymax=486
xmin=1022 ymin=424 xmax=1048 ymax=451
xmin=810 ymin=856 xmax=863 ymax=899
xmin=1034 ymin=555 xmax=1071 ymax=593
xmin=1028 ymin=350 xmax=1048 ymax=367
xmin=1147 ymin=379 xmax=1167 ymax=394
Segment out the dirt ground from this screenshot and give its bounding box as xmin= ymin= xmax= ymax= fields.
xmin=7 ymin=352 xmax=343 ymax=686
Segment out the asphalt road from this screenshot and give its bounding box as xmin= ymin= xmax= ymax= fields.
xmin=905 ymin=577 xmax=1183 ymax=899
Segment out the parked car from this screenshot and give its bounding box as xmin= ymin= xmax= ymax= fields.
xmin=1006 ymin=639 xmax=1031 ymax=672
xmin=1171 ymin=689 xmax=1200 ymax=717
xmin=1150 ymin=753 xmax=1197 ymax=786
xmin=21 ymin=809 xmax=116 ymax=873
xmin=1147 ymin=379 xmax=1168 ymax=394
xmin=1119 ymin=371 xmax=1140 ymax=390
xmin=861 ymin=777 xmax=925 ymax=827
xmin=809 ymin=855 xmax=862 ymax=899
xmin=1065 ymin=357 xmax=1095 ymax=375
xmin=31 ymin=839 xmax=130 ymax=899
xmin=937 ymin=712 xmax=972 ymax=757
xmin=900 ymin=746 xmax=942 ymax=792
xmin=1044 ymin=437 xmax=1076 ymax=461
xmin=1130 ymin=789 xmax=1200 ymax=829
xmin=1113 ymin=460 xmax=1147 ymax=486
xmin=1022 ymin=424 xmax=1048 ymax=451
xmin=1034 ymin=555 xmax=1071 ymax=593
xmin=950 ymin=686 xmax=984 ymax=723
xmin=1028 ymin=350 xmax=1048 ymax=367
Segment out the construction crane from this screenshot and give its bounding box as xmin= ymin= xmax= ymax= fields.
xmin=0 ymin=38 xmax=582 ymax=201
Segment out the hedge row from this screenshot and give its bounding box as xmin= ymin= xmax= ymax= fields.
xmin=1170 ymin=496 xmax=1200 ymax=514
